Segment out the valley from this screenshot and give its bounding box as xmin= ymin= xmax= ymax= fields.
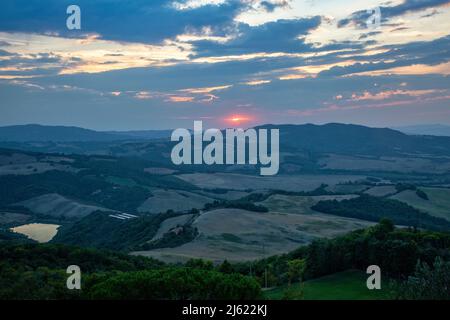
xmin=1 ymin=123 xmax=450 ymax=300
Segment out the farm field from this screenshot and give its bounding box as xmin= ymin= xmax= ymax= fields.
xmin=133 ymin=208 xmax=373 ymax=263
xmin=258 ymin=194 xmax=358 ymax=215
xmin=390 ymin=187 xmax=450 ymax=221
xmin=0 ymin=161 xmax=78 ymax=176
xmin=319 ymin=154 xmax=450 ymax=173
xmin=364 ymin=185 xmax=397 ymax=197
xmin=325 ymin=184 xmax=369 ymax=194
xmin=264 ymin=270 xmax=390 ymax=300
xmin=10 ymin=223 xmax=60 ymax=243
xmin=151 ymin=213 xmax=194 ymax=241
xmin=0 ymin=152 xmax=80 ymax=175
xmin=177 ymin=173 xmax=366 ymax=192
xmin=137 ymin=189 xmax=214 ymax=213
xmin=16 ymin=193 xmax=106 ymax=219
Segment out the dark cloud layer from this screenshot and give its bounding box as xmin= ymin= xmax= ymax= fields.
xmin=339 ymin=0 xmax=450 ymax=28
xmin=190 ymin=16 xmax=322 ymax=56
xmin=0 ymin=0 xmax=245 ymax=43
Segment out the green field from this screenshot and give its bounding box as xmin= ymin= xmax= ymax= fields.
xmin=390 ymin=187 xmax=450 ymax=221
xmin=264 ymin=270 xmax=390 ymax=300
xmin=133 ymin=209 xmax=372 ymax=263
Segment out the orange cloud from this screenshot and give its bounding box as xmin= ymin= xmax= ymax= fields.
xmin=179 ymin=85 xmax=232 ymax=94
xmin=351 ymin=89 xmax=443 ymax=101
xmin=244 ymin=80 xmax=271 ymax=86
xmin=167 ymin=96 xmax=195 ymax=103
xmin=345 ymin=62 xmax=450 ymax=77
xmin=135 ymin=91 xmax=153 ymax=99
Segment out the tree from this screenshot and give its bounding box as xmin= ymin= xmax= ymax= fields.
xmin=282 ymin=259 xmax=307 ymax=300
xmin=87 ymin=268 xmax=261 ymax=300
xmin=186 ymin=258 xmax=213 ymax=270
xmin=287 ymin=259 xmax=306 ymax=285
xmin=396 ymin=257 xmax=450 ymax=300
xmin=416 ymin=189 xmax=429 ymax=201
xmin=218 ymin=260 xmax=234 ymax=274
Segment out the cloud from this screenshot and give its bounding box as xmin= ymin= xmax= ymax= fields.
xmin=2 ymin=69 xmax=450 ymax=129
xmin=0 ymin=32 xmax=193 ymax=77
xmin=0 ymin=0 xmax=246 ymax=44
xmin=350 ymin=89 xmax=444 ymax=101
xmin=244 ymin=79 xmax=271 ymax=85
xmin=108 ymin=84 xmax=231 ymax=104
xmin=348 ymin=61 xmax=450 ymax=76
xmin=188 ymin=16 xmax=322 ymax=56
xmin=0 ymin=51 xmax=76 ymax=78
xmin=0 ymin=0 xmax=449 ymax=129
xmin=318 ymin=35 xmax=450 ymax=77
xmin=338 ymin=0 xmax=450 ymax=29
xmin=172 ymin=0 xmax=227 ymax=10
xmin=166 ymin=96 xmax=195 ymax=102
xmin=179 ymin=84 xmax=232 ymax=94
xmin=260 ymin=0 xmax=290 ymax=12
xmin=0 ymin=49 xmax=14 ymax=57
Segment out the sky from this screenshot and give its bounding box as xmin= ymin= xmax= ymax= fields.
xmin=0 ymin=0 xmax=449 ymax=130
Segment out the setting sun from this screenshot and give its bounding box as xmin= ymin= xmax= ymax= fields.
xmin=225 ymin=115 xmax=251 ymax=125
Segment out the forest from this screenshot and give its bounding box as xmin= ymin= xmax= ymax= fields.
xmin=1 ymin=220 xmax=449 ymax=300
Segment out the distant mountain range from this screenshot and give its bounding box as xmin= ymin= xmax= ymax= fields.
xmin=392 ymin=124 xmax=450 ymax=137
xmin=257 ymin=123 xmax=450 ymax=156
xmin=1 ymin=123 xmax=450 ymax=157
xmin=0 ymin=124 xmax=172 ymax=142
xmin=104 ymin=129 xmax=173 ymax=140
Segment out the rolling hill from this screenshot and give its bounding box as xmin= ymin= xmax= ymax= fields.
xmin=258 ymin=123 xmax=450 ymax=156
xmin=0 ymin=124 xmax=171 ymax=142
xmin=2 ymin=123 xmax=450 ymax=163
xmin=393 ymin=124 xmax=450 ymax=137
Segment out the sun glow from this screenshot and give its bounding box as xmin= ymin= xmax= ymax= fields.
xmin=225 ymin=115 xmax=252 ymax=126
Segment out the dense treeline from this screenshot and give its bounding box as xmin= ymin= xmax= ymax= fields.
xmin=237 ymin=184 xmax=342 ymax=204
xmin=232 ymin=220 xmax=450 ymax=287
xmin=393 ymin=257 xmax=450 ymax=299
xmin=0 ymin=241 xmax=163 ymax=272
xmin=269 ymin=184 xmax=337 ymax=196
xmin=395 ymin=183 xmax=417 ymax=192
xmin=0 ymin=228 xmax=30 ymax=241
xmin=203 ymin=199 xmax=268 ymax=212
xmin=87 ymin=268 xmax=260 ymax=300
xmin=0 ymin=242 xmax=261 ymax=300
xmin=1 ymin=221 xmax=449 ymax=299
xmin=311 ymin=194 xmax=450 ymax=231
xmin=201 ymin=184 xmax=341 ymax=213
xmin=52 ymin=211 xmax=180 ymax=251
xmin=416 ymin=189 xmax=429 ymax=200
